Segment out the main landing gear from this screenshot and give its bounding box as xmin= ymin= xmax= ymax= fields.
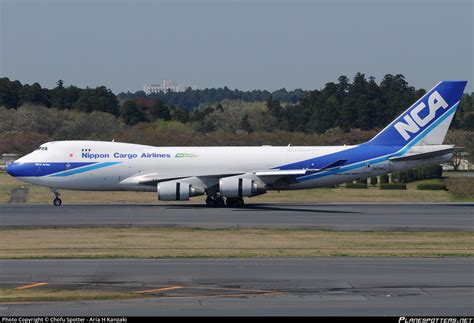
xmin=225 ymin=197 xmax=244 ymax=208
xmin=205 ymin=195 xmax=244 ymax=208
xmin=51 ymin=189 xmax=62 ymax=207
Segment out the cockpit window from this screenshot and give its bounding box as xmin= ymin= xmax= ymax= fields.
xmin=35 ymin=146 xmax=48 ymax=151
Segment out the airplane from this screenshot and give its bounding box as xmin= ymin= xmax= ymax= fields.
xmin=6 ymin=80 xmax=467 ymax=207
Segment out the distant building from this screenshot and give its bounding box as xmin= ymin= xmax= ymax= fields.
xmin=143 ymin=80 xmax=197 ymax=95
xmin=442 ymin=151 xmax=474 ymax=171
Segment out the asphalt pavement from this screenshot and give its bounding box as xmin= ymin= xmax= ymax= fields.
xmin=0 ymin=203 xmax=472 ymax=231
xmin=1 ymin=258 xmax=472 ymax=316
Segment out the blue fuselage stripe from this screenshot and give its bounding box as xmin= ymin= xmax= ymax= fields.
xmin=50 ymin=162 xmax=121 ymax=177
xmin=6 ymin=162 xmax=95 ymax=177
xmin=294 ymin=102 xmax=458 ymax=182
xmin=7 ymin=162 xmax=121 ymax=177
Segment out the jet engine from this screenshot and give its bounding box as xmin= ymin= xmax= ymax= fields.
xmin=157 ymin=181 xmax=205 ymax=201
xmin=219 ymin=176 xmax=266 ymax=198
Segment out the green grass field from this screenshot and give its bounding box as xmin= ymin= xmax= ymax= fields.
xmin=1 ymin=171 xmax=472 ymax=204
xmin=0 ymin=288 xmax=151 ymax=303
xmin=1 ymin=227 xmax=472 ymax=259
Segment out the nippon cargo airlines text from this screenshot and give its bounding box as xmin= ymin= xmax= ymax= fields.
xmin=82 ymin=152 xmax=172 ymax=159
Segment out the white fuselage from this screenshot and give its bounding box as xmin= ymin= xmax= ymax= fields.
xmin=11 ymin=140 xmax=451 ymax=193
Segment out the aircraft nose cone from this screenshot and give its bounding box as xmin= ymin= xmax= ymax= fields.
xmin=6 ymin=162 xmax=37 ymax=177
xmin=6 ymin=163 xmax=16 ymax=176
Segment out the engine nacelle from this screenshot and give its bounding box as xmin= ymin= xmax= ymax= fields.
xmin=157 ymin=181 xmax=204 ymax=201
xmin=219 ymin=177 xmax=265 ymax=198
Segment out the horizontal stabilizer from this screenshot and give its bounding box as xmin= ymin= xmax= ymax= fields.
xmin=389 ymin=148 xmax=455 ymax=161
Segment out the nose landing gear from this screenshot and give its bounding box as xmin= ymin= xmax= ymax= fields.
xmin=51 ymin=189 xmax=62 ymax=207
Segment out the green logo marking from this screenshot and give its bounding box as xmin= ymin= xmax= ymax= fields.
xmin=175 ymin=153 xmax=198 ymax=158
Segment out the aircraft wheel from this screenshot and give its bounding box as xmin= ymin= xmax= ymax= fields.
xmin=235 ymin=198 xmax=244 ymax=207
xmin=205 ymin=197 xmax=215 ymax=207
xmin=53 ymin=198 xmax=62 ymax=207
xmin=226 ymin=198 xmax=236 ymax=207
xmin=215 ymin=197 xmax=226 ymax=208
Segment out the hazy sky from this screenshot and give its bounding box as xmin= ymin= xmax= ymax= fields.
xmin=1 ymin=0 xmax=473 ymax=93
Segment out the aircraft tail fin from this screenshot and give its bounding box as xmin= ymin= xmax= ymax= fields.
xmin=368 ymin=81 xmax=467 ymax=146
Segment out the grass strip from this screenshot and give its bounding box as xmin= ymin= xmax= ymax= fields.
xmin=0 ymin=288 xmax=149 ymax=303
xmin=1 ymin=227 xmax=472 ymax=258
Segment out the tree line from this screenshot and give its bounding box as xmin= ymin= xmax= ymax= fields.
xmin=0 ymin=79 xmax=119 ymax=115
xmin=0 ymin=104 xmax=472 ymax=161
xmin=118 ymin=87 xmax=305 ymax=110
xmin=119 ymin=73 xmax=473 ymax=132
xmin=1 ymin=74 xmax=472 ymax=133
xmin=0 ymin=104 xmax=380 ymax=155
xmin=268 ymin=74 xmax=473 ymax=132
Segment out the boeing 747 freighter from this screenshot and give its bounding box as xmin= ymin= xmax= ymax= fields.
xmin=6 ymin=81 xmax=467 ymax=207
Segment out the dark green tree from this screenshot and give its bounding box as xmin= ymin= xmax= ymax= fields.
xmin=239 ymin=114 xmax=253 ymax=132
xmin=455 ymin=94 xmax=474 ymax=129
xmin=73 ymin=86 xmax=119 ymax=116
xmin=0 ymin=77 xmax=22 ymax=108
xmin=151 ymin=101 xmax=171 ymax=121
xmin=307 ymin=82 xmax=340 ymax=133
xmin=51 ymin=80 xmax=69 ymax=109
xmin=379 ymin=74 xmax=416 ymax=126
xmin=19 ymin=82 xmax=51 ymax=107
xmin=266 ymin=96 xmax=284 ymax=127
xmin=120 ymin=100 xmax=148 ymax=125
xmin=172 ymin=107 xmax=189 ymax=123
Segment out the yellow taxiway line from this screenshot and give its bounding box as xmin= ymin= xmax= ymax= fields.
xmin=15 ymin=282 xmax=49 ymax=290
xmin=135 ymin=285 xmax=184 ymax=294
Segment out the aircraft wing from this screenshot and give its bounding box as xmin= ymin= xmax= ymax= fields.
xmin=119 ymin=159 xmax=348 ymax=189
xmin=119 ymin=173 xmax=186 ymax=186
xmin=255 ymin=169 xmax=316 ymax=176
xmin=120 ymin=172 xmax=241 ymax=187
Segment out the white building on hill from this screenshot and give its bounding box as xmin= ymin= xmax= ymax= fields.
xmin=143 ymin=80 xmax=196 ymax=95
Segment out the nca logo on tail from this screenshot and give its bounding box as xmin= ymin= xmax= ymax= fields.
xmin=394 ymin=91 xmax=448 ymax=140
